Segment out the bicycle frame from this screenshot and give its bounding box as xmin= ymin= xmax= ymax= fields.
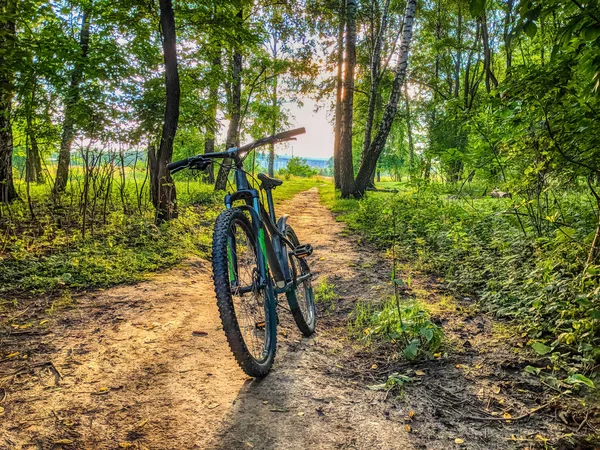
xmin=167 ymin=127 xmax=310 ymax=294
xmin=224 ymin=163 xmax=310 ymax=294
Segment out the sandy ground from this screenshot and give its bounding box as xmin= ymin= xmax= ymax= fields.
xmin=1 ymin=187 xmax=597 ymax=450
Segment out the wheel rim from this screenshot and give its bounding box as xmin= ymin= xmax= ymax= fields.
xmin=227 ymin=218 xmax=269 ymax=362
xmin=290 ymin=253 xmax=315 ymax=326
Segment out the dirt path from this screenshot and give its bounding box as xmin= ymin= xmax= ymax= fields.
xmin=1 ymin=188 xmax=596 ymax=449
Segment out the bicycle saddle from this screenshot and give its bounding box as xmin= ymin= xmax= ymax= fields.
xmin=258 ymin=173 xmax=283 ymax=189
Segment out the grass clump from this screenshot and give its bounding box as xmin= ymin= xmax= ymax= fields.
xmin=351 ymin=297 xmax=444 ymax=361
xmin=314 ymin=277 xmax=338 ymax=311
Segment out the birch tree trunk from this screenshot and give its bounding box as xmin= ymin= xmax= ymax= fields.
xmin=361 ymin=0 xmax=390 ymax=165
xmin=353 ymin=0 xmax=417 ymax=196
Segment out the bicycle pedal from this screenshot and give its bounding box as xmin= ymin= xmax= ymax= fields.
xmin=292 ymin=244 xmax=313 ymax=258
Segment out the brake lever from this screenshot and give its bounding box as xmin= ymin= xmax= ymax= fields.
xmin=190 ymin=158 xmax=211 ymax=170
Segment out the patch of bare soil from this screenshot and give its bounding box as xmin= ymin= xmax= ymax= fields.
xmin=1 ymin=187 xmax=598 ymax=450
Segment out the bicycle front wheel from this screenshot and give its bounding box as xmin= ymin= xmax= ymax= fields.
xmin=212 ymin=208 xmax=277 ymax=377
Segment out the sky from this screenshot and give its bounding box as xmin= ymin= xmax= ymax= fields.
xmin=281 ymin=97 xmax=334 ymax=160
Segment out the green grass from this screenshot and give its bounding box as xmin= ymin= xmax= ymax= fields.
xmin=314 ymin=276 xmax=338 ymax=311
xmin=0 ymin=175 xmax=320 ymax=297
xmin=318 ymin=178 xmax=600 ymax=376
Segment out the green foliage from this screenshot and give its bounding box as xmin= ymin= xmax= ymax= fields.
xmin=0 ymin=175 xmax=318 ymax=296
xmin=321 ymin=180 xmax=600 ymax=373
xmin=279 ymin=156 xmax=318 ymax=178
xmin=314 ymin=276 xmax=338 ymax=311
xmin=350 ymin=297 xmax=444 ymax=361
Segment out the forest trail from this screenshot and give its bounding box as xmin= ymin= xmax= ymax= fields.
xmin=0 ymin=188 xmax=591 ymax=449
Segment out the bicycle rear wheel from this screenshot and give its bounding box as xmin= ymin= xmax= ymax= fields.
xmin=212 ymin=208 xmax=277 ymax=377
xmin=285 ymin=225 xmax=316 ymax=336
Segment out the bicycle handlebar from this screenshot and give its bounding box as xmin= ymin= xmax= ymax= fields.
xmin=274 ymin=127 xmax=306 ymax=141
xmin=167 ymin=127 xmax=306 ymax=174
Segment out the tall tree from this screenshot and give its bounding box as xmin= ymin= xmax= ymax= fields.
xmin=25 ymin=76 xmax=43 ymax=184
xmin=333 ymin=0 xmax=345 ymax=189
xmin=353 ymin=0 xmax=417 ymax=196
xmin=203 ymin=50 xmax=220 ymax=184
xmin=339 ymin=0 xmax=357 ymax=198
xmin=149 ymin=0 xmax=180 ymax=222
xmin=215 ymin=44 xmax=242 ymax=191
xmin=480 ymin=8 xmax=498 ymax=92
xmin=0 ymin=0 xmax=17 ymax=203
xmin=53 ymin=8 xmax=91 ymax=193
xmin=361 ymin=0 xmax=391 ymax=187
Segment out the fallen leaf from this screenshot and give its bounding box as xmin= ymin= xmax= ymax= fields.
xmin=405 ymin=425 xmax=411 ymax=432
xmin=433 ymin=352 xmax=441 ymax=358
xmin=455 ymin=438 xmax=465 ymax=444
xmin=371 ymin=364 xmax=378 ymax=369
xmin=297 ymin=412 xmax=304 ymax=416
xmin=119 ymin=443 xmax=134 ymax=448
xmin=6 ymin=352 xmax=19 ymax=358
xmin=415 ymin=370 xmax=425 ymax=376
xmin=0 ymin=406 xmax=5 ymax=415
xmin=54 ymin=439 xmax=73 ymax=445
xmin=40 ymin=320 xmax=48 ymax=325
xmin=262 ymin=401 xmax=269 ymax=405
xmin=137 ymin=419 xmax=148 ymax=428
xmin=207 ymin=403 xmax=219 ymax=409
xmin=503 ymin=412 xmax=512 ymax=419
xmin=492 ymin=386 xmax=501 ymax=394
xmin=408 ymin=410 xmax=415 ymax=419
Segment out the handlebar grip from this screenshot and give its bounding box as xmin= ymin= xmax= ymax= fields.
xmin=167 ymin=158 xmax=190 ymax=172
xmin=274 ymin=127 xmax=306 ymax=140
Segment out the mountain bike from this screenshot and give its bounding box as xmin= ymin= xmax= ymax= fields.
xmin=167 ymin=127 xmax=316 ymax=377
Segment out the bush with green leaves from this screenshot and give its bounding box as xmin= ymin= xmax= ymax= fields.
xmin=322 ymin=181 xmax=600 ymax=375
xmin=351 ymin=298 xmax=443 ymax=361
xmin=279 ymin=156 xmax=318 ymax=178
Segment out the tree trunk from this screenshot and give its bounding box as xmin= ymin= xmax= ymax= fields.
xmin=339 ymin=0 xmax=358 ymax=198
xmin=215 ymin=43 xmax=242 ymax=191
xmin=203 ymin=52 xmax=220 ymax=184
xmin=333 ymin=0 xmax=345 ymax=189
xmin=504 ymin=0 xmax=514 ymax=71
xmin=0 ymin=0 xmax=17 ymax=203
xmin=151 ymin=0 xmax=180 ymax=222
xmin=454 ymin=4 xmax=462 ymax=98
xmin=480 ymin=10 xmax=498 ymax=93
xmin=353 ymin=0 xmax=417 ymax=196
xmin=361 ymin=0 xmax=391 ymax=177
xmin=269 ymin=39 xmax=278 ymax=177
xmin=54 ymin=9 xmax=91 ymax=193
xmin=404 ymin=82 xmax=415 ymax=175
xmin=268 ymin=72 xmax=277 ymax=177
xmin=25 ymin=76 xmax=43 ymax=184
